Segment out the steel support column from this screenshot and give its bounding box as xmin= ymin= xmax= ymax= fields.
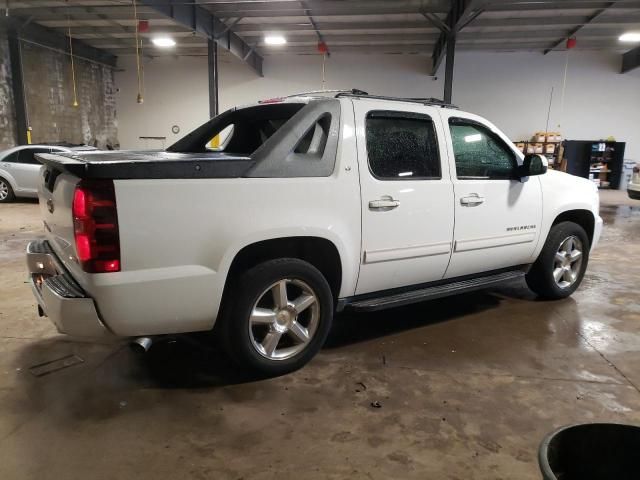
xmin=621 ymin=44 xmax=640 ymax=73
xmin=208 ymin=38 xmax=219 ymax=117
xmin=444 ymin=34 xmax=456 ymax=104
xmin=7 ymin=27 xmax=29 ymax=145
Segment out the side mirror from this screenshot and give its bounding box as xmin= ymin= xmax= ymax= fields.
xmin=518 ymin=154 xmax=548 ymax=179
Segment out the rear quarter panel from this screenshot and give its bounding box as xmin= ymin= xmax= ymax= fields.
xmin=98 ymin=103 xmax=361 ymax=336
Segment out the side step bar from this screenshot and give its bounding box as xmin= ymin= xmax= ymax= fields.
xmin=346 ymin=270 xmax=525 ymax=312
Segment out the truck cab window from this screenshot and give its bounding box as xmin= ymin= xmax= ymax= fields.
xmin=449 ymin=120 xmax=516 ymax=180
xmin=293 ymin=114 xmax=330 ymax=157
xmin=169 ymin=103 xmax=305 ymax=154
xmin=365 ymin=111 xmax=441 ymax=180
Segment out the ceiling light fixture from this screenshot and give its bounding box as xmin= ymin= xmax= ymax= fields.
xmin=152 ymin=36 xmax=176 ymax=47
xmin=264 ymin=35 xmax=287 ymax=46
xmin=619 ymin=32 xmax=640 ymax=42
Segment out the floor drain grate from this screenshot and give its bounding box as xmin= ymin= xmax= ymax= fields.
xmin=29 ymin=354 xmax=85 ymax=377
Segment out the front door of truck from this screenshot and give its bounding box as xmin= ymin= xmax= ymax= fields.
xmin=353 ymin=99 xmax=455 ymax=295
xmin=440 ymin=111 xmax=543 ymax=279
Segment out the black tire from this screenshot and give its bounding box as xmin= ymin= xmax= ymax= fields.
xmin=526 ymin=221 xmax=590 ymax=299
xmin=218 ymin=258 xmax=333 ymax=376
xmin=0 ymin=177 xmax=15 ymax=203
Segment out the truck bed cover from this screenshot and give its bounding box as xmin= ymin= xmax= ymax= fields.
xmin=36 ymin=151 xmax=254 ymax=179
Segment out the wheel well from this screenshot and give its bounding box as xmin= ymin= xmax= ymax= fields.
xmin=553 ymin=210 xmax=595 ymax=246
xmin=225 ymin=237 xmax=343 ymax=299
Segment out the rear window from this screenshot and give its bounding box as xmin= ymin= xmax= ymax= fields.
xmin=168 ymin=103 xmax=305 ymax=154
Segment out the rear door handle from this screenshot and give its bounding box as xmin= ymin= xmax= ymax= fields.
xmin=460 ymin=194 xmax=485 ymax=206
xmin=369 ymin=196 xmax=400 ymax=210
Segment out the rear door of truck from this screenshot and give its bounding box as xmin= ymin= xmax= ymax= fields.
xmin=352 ymin=99 xmax=455 ymax=295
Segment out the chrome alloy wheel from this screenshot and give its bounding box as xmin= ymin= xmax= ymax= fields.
xmin=553 ymin=235 xmax=583 ymax=289
xmin=248 ymin=279 xmax=320 ymax=361
xmin=0 ymin=181 xmax=8 ymax=201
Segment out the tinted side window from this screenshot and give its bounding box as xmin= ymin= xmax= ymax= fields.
xmin=449 ymin=120 xmax=516 ymax=180
xmin=366 ymin=111 xmax=441 ymax=180
xmin=18 ymin=148 xmax=50 ymax=165
xmin=2 ymin=151 xmax=19 ymax=163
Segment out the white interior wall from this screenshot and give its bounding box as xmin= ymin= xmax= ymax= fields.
xmin=116 ymin=51 xmax=640 ymax=159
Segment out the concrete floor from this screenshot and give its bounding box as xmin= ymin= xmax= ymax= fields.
xmin=0 ymin=190 xmax=639 ymax=480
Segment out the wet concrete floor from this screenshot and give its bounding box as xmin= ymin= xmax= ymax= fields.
xmin=0 ymin=190 xmax=639 ymax=479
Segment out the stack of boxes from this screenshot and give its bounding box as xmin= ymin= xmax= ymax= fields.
xmin=514 ymin=132 xmax=562 ymax=167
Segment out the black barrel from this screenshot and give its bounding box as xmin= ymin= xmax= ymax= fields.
xmin=539 ymin=423 xmax=640 ymax=480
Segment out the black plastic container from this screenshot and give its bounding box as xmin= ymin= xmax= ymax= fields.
xmin=539 ymin=423 xmax=640 ymax=480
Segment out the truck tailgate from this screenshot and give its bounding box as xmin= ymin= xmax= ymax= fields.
xmin=36 ymin=163 xmax=87 ymax=286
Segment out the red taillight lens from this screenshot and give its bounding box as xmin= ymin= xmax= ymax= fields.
xmin=72 ymin=180 xmax=120 ymax=273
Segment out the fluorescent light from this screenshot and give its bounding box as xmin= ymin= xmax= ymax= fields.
xmin=464 ymin=133 xmax=482 ymax=143
xmin=152 ymin=36 xmax=176 ymax=48
xmin=398 ymin=171 xmax=413 ymax=177
xmin=619 ymin=32 xmax=640 ymax=42
xmin=264 ymin=35 xmax=287 ymax=46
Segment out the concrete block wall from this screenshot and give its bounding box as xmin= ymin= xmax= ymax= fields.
xmin=0 ymin=33 xmax=17 ymax=150
xmin=21 ymin=43 xmax=118 ymax=149
xmin=0 ymin=32 xmax=118 ymax=150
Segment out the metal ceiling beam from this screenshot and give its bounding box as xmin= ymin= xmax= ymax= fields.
xmin=485 ymin=0 xmax=640 ymax=10
xmin=230 ymin=14 xmax=640 ymax=32
xmin=109 ymin=41 xmax=623 ymax=57
xmin=621 ymin=44 xmax=640 ymax=72
xmin=543 ymin=1 xmax=618 ymax=53
xmin=139 ymin=0 xmax=262 ymax=76
xmin=300 ymin=0 xmax=330 ymax=55
xmin=207 ymin=0 xmax=449 ymax=17
xmin=1 ymin=16 xmax=117 ymax=67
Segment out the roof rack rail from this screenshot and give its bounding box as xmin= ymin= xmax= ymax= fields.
xmin=335 ymin=92 xmax=458 ymax=109
xmin=283 ymin=88 xmax=369 ymax=98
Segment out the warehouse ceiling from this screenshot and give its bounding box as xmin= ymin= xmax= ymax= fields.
xmin=5 ymin=0 xmax=640 ymax=62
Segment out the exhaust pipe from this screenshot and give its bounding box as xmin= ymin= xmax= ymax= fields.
xmin=130 ymin=336 xmax=153 ymax=354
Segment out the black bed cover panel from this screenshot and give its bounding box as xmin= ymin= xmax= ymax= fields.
xmin=36 ymin=150 xmax=255 ymax=180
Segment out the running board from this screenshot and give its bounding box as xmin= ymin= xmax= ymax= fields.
xmin=346 ymin=270 xmax=525 ymax=312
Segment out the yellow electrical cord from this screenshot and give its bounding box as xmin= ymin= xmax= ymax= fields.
xmin=133 ymin=0 xmax=143 ymax=103
xmin=67 ymin=20 xmax=79 ymax=107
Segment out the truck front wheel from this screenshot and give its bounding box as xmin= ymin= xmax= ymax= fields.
xmin=526 ymin=221 xmax=590 ymax=299
xmin=219 ymin=258 xmax=334 ymax=376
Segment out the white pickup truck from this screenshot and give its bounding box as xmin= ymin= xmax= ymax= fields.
xmin=27 ymin=91 xmax=602 ymax=375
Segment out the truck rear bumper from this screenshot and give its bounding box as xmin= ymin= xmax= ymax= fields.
xmin=26 ymin=240 xmax=110 ymax=337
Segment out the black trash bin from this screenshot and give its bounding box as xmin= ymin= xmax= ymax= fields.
xmin=539 ymin=423 xmax=640 ymax=480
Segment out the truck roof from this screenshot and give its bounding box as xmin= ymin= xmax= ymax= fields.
xmin=280 ymin=89 xmax=459 ymax=110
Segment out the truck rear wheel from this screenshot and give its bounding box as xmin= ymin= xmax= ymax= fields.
xmin=526 ymin=221 xmax=589 ymax=299
xmin=219 ymin=258 xmax=333 ymax=376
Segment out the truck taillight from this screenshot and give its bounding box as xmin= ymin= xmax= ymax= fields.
xmin=72 ymin=180 xmax=120 ymax=273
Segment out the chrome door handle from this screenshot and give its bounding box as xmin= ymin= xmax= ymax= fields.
xmin=460 ymin=194 xmax=485 ymax=206
xmin=369 ymin=196 xmax=400 ymax=210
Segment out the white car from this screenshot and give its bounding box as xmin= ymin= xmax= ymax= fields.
xmin=0 ymin=144 xmax=97 ymax=202
xmin=26 ymin=91 xmax=602 ymax=375
xmin=628 ymin=163 xmax=640 ymax=200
